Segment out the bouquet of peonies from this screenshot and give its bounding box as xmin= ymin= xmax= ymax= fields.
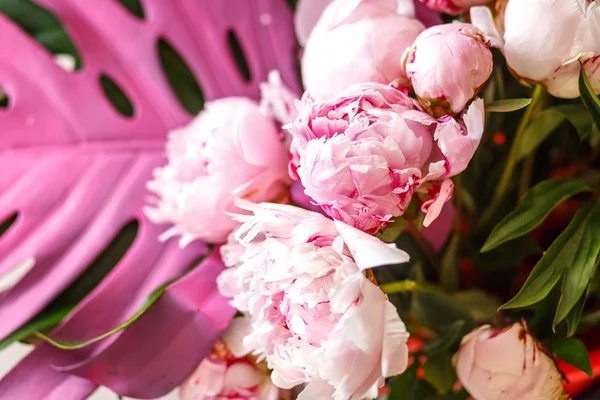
xmin=1 ymin=0 xmax=600 ymax=399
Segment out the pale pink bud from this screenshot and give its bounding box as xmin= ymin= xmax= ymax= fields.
xmin=417 ymin=0 xmax=491 ymax=15
xmin=454 ymin=323 xmax=569 ymax=400
xmin=404 ymin=23 xmax=493 ymax=116
xmin=471 ymin=0 xmax=600 ymax=98
xmin=145 ymin=98 xmax=292 ymax=246
xmin=301 ymin=0 xmax=425 ymax=99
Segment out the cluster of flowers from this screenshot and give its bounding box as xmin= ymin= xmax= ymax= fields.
xmin=144 ymin=0 xmax=599 ymax=398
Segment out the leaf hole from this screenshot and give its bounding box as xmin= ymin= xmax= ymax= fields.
xmin=0 ymin=0 xmax=83 ymax=70
xmin=157 ymin=38 xmax=204 ymax=115
xmin=0 ymin=87 xmax=9 ymax=109
xmin=227 ymin=30 xmax=252 ymax=83
xmin=99 ymin=74 xmax=135 ymax=118
xmin=115 ymin=0 xmax=145 ymax=20
xmin=42 ymin=220 xmax=139 ymax=310
xmin=0 ymin=212 xmax=19 ymax=238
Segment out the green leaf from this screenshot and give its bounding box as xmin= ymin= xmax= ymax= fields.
xmin=425 ymin=320 xmax=466 ymax=356
xmin=158 ymin=39 xmax=205 ymax=115
xmin=554 ymin=201 xmax=600 ymax=326
xmin=591 ymin=125 xmax=600 ymax=148
xmin=438 ymin=389 xmax=470 ymax=400
xmin=579 ymin=62 xmax=600 ymax=132
xmin=478 ymin=236 xmax=542 ymax=272
xmin=580 ymin=309 xmax=600 ymax=332
xmin=452 ymin=290 xmax=500 ymax=322
xmin=565 ymin=290 xmax=587 ymax=337
xmin=515 ymin=108 xmax=566 ymax=161
xmin=551 ymin=338 xmax=593 ymax=377
xmin=515 ymin=105 xmax=593 ymax=160
xmin=117 ymin=0 xmax=145 ymax=19
xmin=36 ymin=279 xmax=174 ymax=350
xmin=482 ymin=179 xmax=593 ymax=252
xmin=0 ymin=0 xmax=81 ymax=67
xmin=0 ymin=307 xmax=72 ymax=351
xmin=440 ymin=233 xmax=460 ymax=292
xmin=553 ymin=104 xmax=594 ymax=140
xmin=376 ymin=217 xmax=406 ymax=243
xmin=486 ymin=98 xmax=532 ymax=112
xmin=423 ymin=353 xmax=457 ymax=394
xmin=40 ymin=221 xmax=138 ymax=314
xmin=388 ymin=362 xmax=419 ymax=400
xmin=500 ymin=201 xmax=600 ymax=310
xmin=412 ymin=284 xmax=475 ymax=333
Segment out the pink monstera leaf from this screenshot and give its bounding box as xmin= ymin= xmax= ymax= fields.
xmin=0 ymin=0 xmax=298 ymax=398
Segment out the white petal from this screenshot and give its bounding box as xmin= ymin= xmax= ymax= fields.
xmin=381 ymin=300 xmax=409 ymax=377
xmin=470 ymin=6 xmax=504 ymax=50
xmin=395 ymin=0 xmax=415 ymax=17
xmin=333 ymin=220 xmax=409 ymax=270
xmin=294 ymin=0 xmax=335 ymax=46
xmin=221 ymin=316 xmax=253 ymax=358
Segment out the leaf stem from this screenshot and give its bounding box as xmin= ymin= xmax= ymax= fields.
xmin=519 ymin=154 xmax=535 ymax=196
xmin=479 ymin=85 xmax=546 ymax=229
xmin=380 ymin=280 xmax=417 ymax=294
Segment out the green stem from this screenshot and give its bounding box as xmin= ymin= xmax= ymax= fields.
xmin=479 ymin=85 xmax=546 ymax=229
xmin=380 ymin=280 xmax=417 ymax=294
xmin=519 ymin=154 xmax=535 ymax=196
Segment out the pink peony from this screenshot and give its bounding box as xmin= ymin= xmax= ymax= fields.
xmin=288 ymin=83 xmax=484 ymax=233
xmin=454 ymin=323 xmax=569 ymax=400
xmin=300 ymin=0 xmax=425 ymax=99
xmin=471 ymin=1 xmax=600 ymax=98
xmin=180 ymin=318 xmax=281 ymax=400
xmin=217 ymin=201 xmax=410 ymax=400
xmin=417 ymin=0 xmax=491 ymax=15
xmin=145 ymin=97 xmax=292 ymax=246
xmin=403 ymin=23 xmax=493 ymax=116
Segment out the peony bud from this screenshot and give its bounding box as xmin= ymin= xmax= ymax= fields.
xmin=403 ymin=23 xmax=493 ymax=116
xmin=454 ymin=323 xmax=570 ymax=400
xmin=471 ymin=0 xmax=600 ymax=99
xmin=301 ymin=0 xmax=425 ymax=99
xmin=417 ymin=0 xmax=491 ymax=15
xmin=145 ymin=98 xmax=292 ymax=246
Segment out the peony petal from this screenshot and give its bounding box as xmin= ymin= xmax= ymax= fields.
xmin=470 ymin=6 xmax=504 ymax=49
xmin=396 ymin=0 xmax=415 ymax=16
xmin=294 ymin=0 xmax=335 ymax=45
xmin=333 ymin=220 xmax=410 ymax=270
xmin=222 ymin=362 xmax=265 ymax=389
xmin=412 ymin=0 xmax=442 ymax=27
xmin=221 ymin=316 xmax=254 ymax=358
xmin=422 ymin=179 xmax=454 ymax=227
xmin=298 ymin=380 xmax=336 ymax=400
xmin=180 ymin=357 xmax=227 ymax=398
xmin=381 ymin=300 xmax=410 ymax=377
xmin=422 ymin=202 xmax=455 ymax=252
